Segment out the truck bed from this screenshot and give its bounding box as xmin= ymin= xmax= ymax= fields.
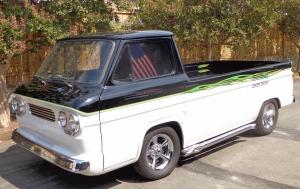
xmin=184 ymin=60 xmax=291 ymax=81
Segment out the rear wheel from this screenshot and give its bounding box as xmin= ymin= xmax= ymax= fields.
xmin=254 ymin=100 xmax=278 ymax=136
xmin=134 ymin=127 xmax=180 ymax=180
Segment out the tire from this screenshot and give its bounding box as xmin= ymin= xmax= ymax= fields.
xmin=254 ymin=100 xmax=279 ymax=136
xmin=134 ymin=127 xmax=180 ymax=180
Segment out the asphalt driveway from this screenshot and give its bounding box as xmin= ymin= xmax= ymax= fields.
xmin=0 ymin=79 xmax=299 ymax=189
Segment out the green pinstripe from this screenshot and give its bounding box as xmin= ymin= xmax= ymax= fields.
xmin=185 ymin=69 xmax=283 ymax=93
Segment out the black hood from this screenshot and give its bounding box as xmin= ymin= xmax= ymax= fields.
xmin=14 ymin=78 xmax=102 ymax=113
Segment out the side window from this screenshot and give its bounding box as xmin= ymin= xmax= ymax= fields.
xmin=113 ymin=40 xmax=174 ymax=82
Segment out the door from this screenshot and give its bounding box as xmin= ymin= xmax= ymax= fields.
xmin=100 ymin=39 xmax=185 ymax=169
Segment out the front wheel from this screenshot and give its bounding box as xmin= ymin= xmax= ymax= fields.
xmin=254 ymin=100 xmax=279 ymax=136
xmin=134 ymin=127 xmax=180 ymax=180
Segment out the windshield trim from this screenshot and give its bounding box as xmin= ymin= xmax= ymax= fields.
xmin=35 ymin=39 xmax=116 ymax=85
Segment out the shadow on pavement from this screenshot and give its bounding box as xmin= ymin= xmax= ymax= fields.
xmin=0 ymin=135 xmax=247 ymax=189
xmin=0 ymin=145 xmax=147 ymax=189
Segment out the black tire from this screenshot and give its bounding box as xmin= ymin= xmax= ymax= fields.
xmin=254 ymin=100 xmax=279 ymax=136
xmin=134 ymin=127 xmax=180 ymax=180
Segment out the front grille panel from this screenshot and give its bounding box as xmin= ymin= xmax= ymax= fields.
xmin=29 ymin=103 xmax=55 ymax=122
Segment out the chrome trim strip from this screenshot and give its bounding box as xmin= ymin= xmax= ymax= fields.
xmin=11 ymin=129 xmax=90 ymax=173
xmin=181 ymin=123 xmax=256 ymax=157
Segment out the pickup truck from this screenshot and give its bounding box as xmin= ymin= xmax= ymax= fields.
xmin=10 ymin=30 xmax=294 ymax=180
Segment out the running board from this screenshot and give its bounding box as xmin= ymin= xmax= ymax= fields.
xmin=181 ymin=123 xmax=256 ymax=157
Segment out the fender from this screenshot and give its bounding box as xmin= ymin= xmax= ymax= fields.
xmin=134 ymin=112 xmax=186 ymax=161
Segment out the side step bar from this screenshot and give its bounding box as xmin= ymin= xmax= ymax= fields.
xmin=181 ymin=123 xmax=256 ymax=157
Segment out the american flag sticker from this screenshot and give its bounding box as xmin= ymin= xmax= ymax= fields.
xmin=129 ymin=44 xmax=158 ymax=79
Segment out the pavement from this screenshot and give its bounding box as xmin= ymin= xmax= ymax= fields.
xmin=0 ymin=79 xmax=299 ymax=189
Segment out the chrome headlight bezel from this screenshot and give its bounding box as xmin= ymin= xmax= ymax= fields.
xmin=10 ymin=96 xmax=26 ymax=116
xmin=58 ymin=111 xmax=80 ymax=136
xmin=17 ymin=98 xmax=26 ymax=116
xmin=58 ymin=111 xmax=67 ymax=128
xmin=65 ymin=113 xmax=80 ymax=136
xmin=10 ymin=97 xmax=19 ymax=114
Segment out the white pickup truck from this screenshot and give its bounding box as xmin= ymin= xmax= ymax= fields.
xmin=10 ymin=30 xmax=294 ymax=180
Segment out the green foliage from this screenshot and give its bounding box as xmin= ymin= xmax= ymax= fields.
xmin=191 ymin=0 xmax=278 ymax=45
xmin=279 ymin=0 xmax=300 ymax=49
xmin=131 ymin=0 xmax=184 ymax=33
xmin=279 ymin=0 xmax=300 ymax=71
xmin=0 ymin=0 xmax=112 ymax=65
xmin=112 ymin=0 xmax=137 ymax=11
xmin=0 ymin=1 xmax=27 ymax=64
xmin=132 ymin=0 xmax=278 ymax=52
xmin=0 ymin=0 xmax=292 ymax=64
xmin=42 ymin=0 xmax=111 ymax=35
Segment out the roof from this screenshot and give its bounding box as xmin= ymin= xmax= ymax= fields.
xmin=58 ymin=30 xmax=174 ymax=41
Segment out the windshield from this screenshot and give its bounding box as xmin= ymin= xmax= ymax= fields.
xmin=36 ymin=40 xmax=114 ymax=84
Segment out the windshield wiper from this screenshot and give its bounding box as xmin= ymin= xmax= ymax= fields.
xmin=49 ymin=75 xmax=74 ymax=88
xmin=34 ymin=75 xmax=47 ymax=85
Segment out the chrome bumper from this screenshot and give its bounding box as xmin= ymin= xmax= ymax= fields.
xmin=12 ymin=130 xmax=90 ymax=173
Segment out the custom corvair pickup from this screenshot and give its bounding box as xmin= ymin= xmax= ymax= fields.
xmin=10 ymin=30 xmax=294 ymax=180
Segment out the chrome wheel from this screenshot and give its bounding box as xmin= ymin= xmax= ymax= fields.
xmin=262 ymin=103 xmax=276 ymax=129
xmin=146 ymin=134 xmax=174 ymax=170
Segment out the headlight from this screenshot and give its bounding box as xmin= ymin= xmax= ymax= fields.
xmin=10 ymin=97 xmax=19 ymax=113
xmin=58 ymin=111 xmax=80 ymax=136
xmin=17 ymin=99 xmax=26 ymax=116
xmin=58 ymin=111 xmax=67 ymax=128
xmin=10 ymin=97 xmax=26 ymax=116
xmin=65 ymin=114 xmax=80 ymax=136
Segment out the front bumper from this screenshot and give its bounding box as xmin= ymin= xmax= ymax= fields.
xmin=12 ymin=129 xmax=90 ymax=173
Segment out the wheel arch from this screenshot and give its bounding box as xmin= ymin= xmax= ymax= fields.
xmin=273 ymin=98 xmax=281 ymax=109
xmin=255 ymin=97 xmax=281 ymax=121
xmin=263 ymin=97 xmax=281 ymax=109
xmin=145 ymin=121 xmax=184 ymax=149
